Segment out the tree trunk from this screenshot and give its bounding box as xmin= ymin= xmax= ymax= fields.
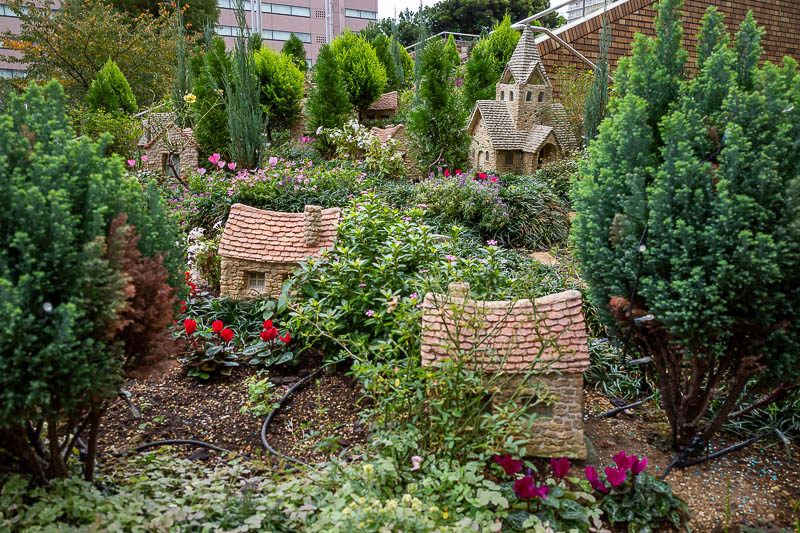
xmin=83 ymin=407 xmax=102 ymax=482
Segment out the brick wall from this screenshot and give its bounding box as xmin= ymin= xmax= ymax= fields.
xmin=220 ymin=257 xmax=295 ymax=300
xmin=537 ymin=0 xmax=800 ymax=95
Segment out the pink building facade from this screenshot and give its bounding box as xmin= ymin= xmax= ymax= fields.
xmin=0 ymin=3 xmax=26 ymax=78
xmin=216 ymin=0 xmax=378 ymax=65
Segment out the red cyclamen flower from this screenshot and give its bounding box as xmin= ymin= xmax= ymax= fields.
xmin=185 ymin=271 xmax=190 ymax=281
xmin=212 ymin=320 xmax=224 ymax=334
xmin=604 ymin=467 xmax=628 ymax=488
xmin=455 ymin=170 xmax=462 ymax=175
xmin=279 ymin=333 xmax=291 ymax=343
xmin=184 ymin=319 xmax=197 ymax=335
xmin=550 ymin=457 xmax=570 ymax=479
xmin=585 ymin=466 xmax=608 ymax=493
xmin=263 ymin=319 xmax=273 ymax=330
xmin=613 ymin=451 xmax=635 ymax=471
xmin=261 ymin=327 xmax=279 ymax=342
xmin=493 ymin=454 xmax=522 ymax=477
xmin=513 ymin=475 xmax=549 ymax=499
xmin=631 ymin=456 xmax=648 ymax=475
xmin=444 ymin=169 xmax=450 ymax=177
xmin=220 ymin=328 xmax=234 ymax=342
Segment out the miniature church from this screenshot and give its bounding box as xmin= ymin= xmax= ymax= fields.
xmin=467 ymin=25 xmax=578 ymax=174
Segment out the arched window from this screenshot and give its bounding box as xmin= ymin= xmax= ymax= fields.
xmin=510 ymin=91 xmax=514 ymax=101
xmin=526 ymin=91 xmax=532 ymax=101
xmin=486 ymin=151 xmax=490 ymax=161
xmin=505 ymin=152 xmax=514 ymax=165
xmin=538 ymin=92 xmax=544 ymax=102
xmin=500 ymin=91 xmax=505 ymax=101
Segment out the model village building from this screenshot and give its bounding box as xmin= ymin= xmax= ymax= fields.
xmin=467 ymin=25 xmax=578 ymax=174
xmin=219 ymin=204 xmax=341 ymax=300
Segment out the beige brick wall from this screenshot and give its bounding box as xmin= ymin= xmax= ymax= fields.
xmin=468 ymin=118 xmax=496 ymax=173
xmin=143 ymin=138 xmax=200 ymax=177
xmin=220 ymin=257 xmax=296 ymax=300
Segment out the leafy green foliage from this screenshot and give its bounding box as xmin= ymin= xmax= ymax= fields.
xmin=330 ymin=29 xmax=388 ymax=120
xmin=461 ymin=15 xmax=520 ymax=110
xmin=111 ymin=0 xmax=218 ymax=34
xmin=370 ymin=34 xmax=403 ymax=92
xmin=281 ymin=32 xmax=308 ymax=72
xmin=424 ymin=0 xmax=561 ymax=35
xmin=70 ymin=106 xmax=143 ymax=158
xmin=85 ymin=58 xmax=137 ymax=114
xmin=190 ymin=34 xmax=231 ymax=157
xmin=240 ymin=376 xmax=278 ymax=417
xmin=600 ymin=472 xmax=689 ymax=531
xmin=254 ymin=46 xmax=304 ymax=141
xmin=408 ymin=37 xmax=469 ymax=169
xmin=307 ymin=44 xmax=352 ymax=134
xmin=444 ymin=33 xmax=461 ymax=68
xmin=583 ymin=15 xmax=610 ymax=143
xmin=572 ymin=3 xmax=800 ymax=446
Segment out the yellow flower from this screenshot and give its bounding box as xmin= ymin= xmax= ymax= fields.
xmin=183 ymin=93 xmax=196 ymax=103
xmin=442 ymin=511 xmax=449 ymax=519
xmin=402 ymin=494 xmax=413 ymax=505
xmin=342 ymin=508 xmax=351 ymax=516
xmin=363 ymin=464 xmax=374 ymax=477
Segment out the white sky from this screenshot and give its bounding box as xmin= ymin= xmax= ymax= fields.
xmin=377 ymin=0 xmax=570 ymax=22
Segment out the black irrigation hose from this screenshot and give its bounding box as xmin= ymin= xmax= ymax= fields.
xmin=130 ymin=439 xmax=239 ymax=455
xmin=260 ymin=367 xmax=325 ymax=467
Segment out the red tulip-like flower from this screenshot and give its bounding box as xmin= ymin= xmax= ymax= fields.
xmin=187 ymin=281 xmax=196 ymax=292
xmin=604 ymin=467 xmax=628 ymax=488
xmin=550 ymin=457 xmax=570 ymax=479
xmin=513 ymin=475 xmax=549 ymax=499
xmin=612 ymin=451 xmax=635 ymax=471
xmin=263 ymin=319 xmax=273 ymax=330
xmin=179 ymin=301 xmax=186 ymax=313
xmin=631 ymin=456 xmax=648 ymax=475
xmin=478 ymin=172 xmax=487 ymax=180
xmin=212 ymin=320 xmax=224 ymax=335
xmin=185 ymin=271 xmax=190 ymax=281
xmin=184 ymin=318 xmax=197 ymax=335
xmin=220 ymin=328 xmax=234 ymax=342
xmin=279 ymin=332 xmax=291 ymax=343
xmin=455 ymin=170 xmax=462 ymax=175
xmin=261 ymin=327 xmax=278 ymax=342
xmin=493 ymin=454 xmax=522 ymax=477
xmin=585 ymin=466 xmax=608 ymax=493
xmin=444 ymin=169 xmax=450 ymax=177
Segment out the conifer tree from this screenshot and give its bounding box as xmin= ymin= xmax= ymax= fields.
xmin=86 ymin=58 xmax=137 ymax=114
xmin=282 ymin=33 xmax=308 ymax=73
xmin=172 ymin=8 xmax=193 ymax=128
xmin=254 ymin=46 xmax=304 ymax=141
xmin=583 ymin=14 xmax=611 ymax=143
xmin=330 ymin=29 xmax=387 ymax=121
xmin=444 ymin=33 xmax=460 ymax=68
xmin=307 ymin=43 xmax=351 ymax=132
xmin=572 ymin=3 xmax=800 ymax=449
xmin=461 ymin=14 xmax=520 ymax=110
xmin=372 ymin=33 xmax=403 ymax=91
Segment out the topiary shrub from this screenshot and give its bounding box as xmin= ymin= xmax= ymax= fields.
xmin=85 ymin=58 xmax=137 ymax=114
xmin=0 ymin=81 xmax=182 ymax=483
xmin=572 ymin=0 xmax=800 ymax=449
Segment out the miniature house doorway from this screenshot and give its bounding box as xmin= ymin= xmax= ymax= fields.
xmin=539 ymin=143 xmax=559 ymax=165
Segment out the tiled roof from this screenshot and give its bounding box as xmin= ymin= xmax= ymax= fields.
xmin=219 ymin=204 xmax=341 ymax=264
xmin=546 ymin=104 xmax=579 ymax=151
xmin=421 ymin=285 xmax=589 ymax=373
xmin=368 ymin=91 xmax=399 ymax=111
xmin=524 ymin=125 xmax=555 ymax=153
xmin=506 ymin=25 xmax=551 ymax=86
xmin=142 ymin=122 xmax=199 ymax=150
xmin=369 ymin=124 xmax=405 ymax=143
xmin=471 ymin=101 xmax=526 ymax=150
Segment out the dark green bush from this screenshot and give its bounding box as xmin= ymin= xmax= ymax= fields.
xmin=70 ymin=106 xmax=143 ymax=159
xmin=85 ymin=58 xmax=137 ymax=114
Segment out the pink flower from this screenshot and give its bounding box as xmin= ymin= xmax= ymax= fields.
xmin=443 ymin=169 xmax=450 ymax=177
xmin=493 ymin=454 xmax=522 ymax=477
xmin=217 ymin=160 xmax=225 ymax=169
xmin=419 ymin=269 xmax=430 ymax=273
xmin=631 ymin=456 xmax=648 ymax=475
xmin=513 ymin=475 xmax=549 ymax=499
xmin=455 ymin=170 xmax=462 ymax=175
xmin=140 ymin=155 xmax=148 ymax=162
xmin=487 ymin=240 xmax=497 ymax=246
xmin=269 ymin=156 xmax=278 ymax=166
xmin=410 ymin=456 xmax=423 ymax=471
xmin=585 ymin=466 xmax=608 ymax=493
xmin=416 ymin=203 xmax=428 ymax=208
xmin=604 ymin=467 xmax=628 ymax=488
xmin=478 ymin=172 xmax=487 ymax=180
xmin=409 ymin=292 xmax=418 ymax=300
xmin=358 ymin=283 xmax=366 ymax=287
xmin=365 ymin=310 xmax=374 ymax=317
xmin=445 ymin=254 xmax=457 ymax=261
xmin=227 ymin=162 xmax=236 ymax=171
xmin=490 ymin=177 xmax=498 ymax=183
xmin=208 ymin=153 xmax=221 ymax=164
xmin=197 ymin=168 xmax=206 ymax=175
xmin=127 ymin=160 xmax=136 ymax=167
xmin=550 ymin=457 xmax=570 ymax=479
xmin=613 ymin=451 xmax=635 ymax=471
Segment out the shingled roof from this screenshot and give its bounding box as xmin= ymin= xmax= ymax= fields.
xmin=504 ymin=25 xmax=550 ymax=86
xmin=470 ymin=101 xmax=525 ymax=150
xmin=219 ymin=204 xmax=340 ymax=264
xmin=368 ymin=91 xmax=399 ymax=111
xmin=369 ymin=124 xmax=406 ymax=143
xmin=547 ymin=104 xmax=579 ymax=151
xmin=421 ymin=285 xmax=589 ymax=373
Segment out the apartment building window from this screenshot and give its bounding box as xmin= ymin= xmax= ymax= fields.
xmin=0 ymin=68 xmax=24 ymax=79
xmin=217 ymin=0 xmax=253 ymax=9
xmin=216 ymin=0 xmax=311 ymax=17
xmin=0 ymin=3 xmax=27 ymax=16
xmin=216 ymin=25 xmax=244 ymax=37
xmin=261 ymin=29 xmax=311 ymax=42
xmin=345 ymin=8 xmax=377 ymax=19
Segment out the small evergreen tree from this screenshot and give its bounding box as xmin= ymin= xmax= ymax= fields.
xmin=190 ymin=33 xmax=231 ymax=157
xmin=583 ymin=14 xmax=611 ymax=143
xmin=85 ymin=58 xmax=137 ymax=114
xmin=330 ymin=29 xmax=387 ymax=121
xmin=444 ymin=33 xmax=461 ymax=68
xmin=408 ymin=37 xmax=469 ymax=169
xmin=485 ymin=14 xmax=520 ymax=74
xmin=372 ymin=33 xmax=403 ymax=92
xmin=254 ymin=47 xmax=304 ymax=141
xmin=572 ymin=2 xmax=800 ymax=449
xmin=307 ymin=44 xmax=351 ymax=132
xmin=172 ymin=8 xmax=193 ymax=128
xmin=282 ymin=33 xmax=308 ymax=73
xmin=461 ymin=15 xmax=520 ymax=110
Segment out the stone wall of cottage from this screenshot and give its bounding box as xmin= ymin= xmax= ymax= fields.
xmin=468 ymin=119 xmax=496 ymax=173
xmin=142 ymin=137 xmax=200 ymax=176
xmin=220 ymin=257 xmax=296 ymax=300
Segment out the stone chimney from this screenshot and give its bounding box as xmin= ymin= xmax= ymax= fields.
xmin=303 ymin=205 xmax=322 ymax=247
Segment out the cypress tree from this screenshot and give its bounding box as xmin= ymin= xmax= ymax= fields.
xmin=307 ymin=43 xmax=351 ymax=131
xmin=282 ymin=33 xmax=308 ymax=73
xmin=254 ymin=47 xmax=304 ymax=141
xmin=86 ymin=58 xmax=137 ymax=114
xmin=444 ymin=33 xmax=461 ymax=68
xmin=330 ymin=29 xmax=387 ymax=121
xmin=583 ymin=14 xmax=611 ymax=143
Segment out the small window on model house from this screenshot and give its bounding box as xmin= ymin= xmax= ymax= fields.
xmin=500 ymin=90 xmax=505 ymax=100
xmin=510 ymin=91 xmax=514 ymax=101
xmin=505 ymin=152 xmax=514 ymax=165
xmin=521 ymin=395 xmax=554 ymax=419
xmin=538 ymin=91 xmax=545 ymax=102
xmin=247 ymin=271 xmax=265 ymax=291
xmin=485 ymin=151 xmax=490 ymax=161
xmin=526 ymin=91 xmax=532 ymax=101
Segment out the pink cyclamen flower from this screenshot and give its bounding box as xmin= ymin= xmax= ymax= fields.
xmin=410 ymin=455 xmax=423 ymax=471
xmin=613 ymin=451 xmax=635 ymax=471
xmin=487 ymin=240 xmax=498 ymax=246
xmin=604 ymin=467 xmax=628 ymax=488
xmin=493 ymin=454 xmax=522 ymax=477
xmin=585 ymin=466 xmax=608 ymax=493
xmin=419 ymin=269 xmax=430 ymax=274
xmin=444 ymin=169 xmax=450 ymax=177
xmin=227 ymin=162 xmax=236 ymax=171
xmin=445 ymin=255 xmax=457 ymax=261
xmin=197 ymin=168 xmax=206 ymax=175
xmin=127 ymin=160 xmax=136 ymax=167
xmin=269 ymin=156 xmax=278 ymax=166
xmin=631 ymin=456 xmax=648 ymax=475
xmin=365 ymin=310 xmax=374 ymax=317
xmin=551 ymin=457 xmax=570 ymax=479
xmin=513 ymin=475 xmax=549 ymax=499
xmin=478 ymin=172 xmax=488 ymax=180
xmin=217 ymin=160 xmax=225 ymax=169
xmin=455 ymin=170 xmax=462 ymax=175
xmin=358 ymin=283 xmax=366 ymax=287
xmin=141 ymin=155 xmax=148 ymax=162
xmin=208 ymin=153 xmax=221 ymax=164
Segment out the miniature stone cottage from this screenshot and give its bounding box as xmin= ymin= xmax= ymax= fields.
xmin=219 ymin=204 xmax=341 ymax=300
xmin=368 ymin=124 xmax=423 ymax=179
xmin=467 ymin=25 xmax=578 ymax=174
xmin=421 ymin=283 xmax=590 ymax=458
xmin=138 ymin=112 xmax=200 ymax=178
xmin=365 ymin=90 xmax=399 ymax=120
